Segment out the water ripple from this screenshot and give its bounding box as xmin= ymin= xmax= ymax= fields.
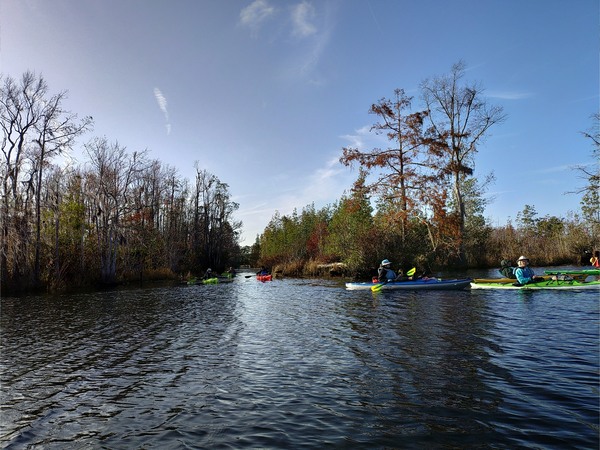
xmin=1 ymin=275 xmax=598 ymax=448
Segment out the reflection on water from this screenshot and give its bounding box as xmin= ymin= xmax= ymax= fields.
xmin=1 ymin=271 xmax=598 ymax=448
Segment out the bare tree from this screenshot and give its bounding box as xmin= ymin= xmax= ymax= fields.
xmin=420 ymin=60 xmax=506 ymax=262
xmin=84 ymin=138 xmax=148 ymax=284
xmin=30 ymin=84 xmax=92 ymax=285
xmin=0 ymin=72 xmax=47 ymax=287
xmin=0 ymin=71 xmax=92 ymax=289
xmin=190 ymin=164 xmax=240 ymax=271
xmin=575 ymin=113 xmax=600 ymax=245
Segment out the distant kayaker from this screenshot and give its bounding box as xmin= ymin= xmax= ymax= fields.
xmin=256 ymin=266 xmax=269 ymax=276
xmin=203 ymin=268 xmax=213 ymax=279
xmin=590 ymin=251 xmax=600 ymax=268
xmin=514 ymin=256 xmax=544 ymax=284
xmin=378 ymin=259 xmax=397 ymax=282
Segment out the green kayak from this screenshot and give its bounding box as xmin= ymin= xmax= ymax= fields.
xmin=186 ymin=277 xmax=220 ymax=285
xmin=543 ymin=269 xmax=600 ymax=276
xmin=471 ymin=278 xmax=600 ymax=290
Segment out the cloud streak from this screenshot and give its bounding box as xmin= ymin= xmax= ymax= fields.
xmin=291 ymin=2 xmax=317 ymax=37
xmin=486 ymin=90 xmax=533 ymax=100
xmin=239 ymin=0 xmax=275 ymax=33
xmin=341 ymin=125 xmax=389 ymax=151
xmin=153 ymin=87 xmax=171 ymax=135
xmin=238 ymin=1 xmax=331 ymax=85
xmin=275 ymin=156 xmax=349 ymax=215
xmin=235 ymin=155 xmax=352 ymax=244
xmin=239 ymin=0 xmax=319 ymax=40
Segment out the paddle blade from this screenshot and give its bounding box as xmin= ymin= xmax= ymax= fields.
xmin=371 ymin=283 xmax=383 ymax=292
xmin=407 ymin=267 xmax=416 ymax=276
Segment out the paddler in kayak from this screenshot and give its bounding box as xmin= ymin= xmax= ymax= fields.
xmin=514 ymin=256 xmax=544 ymax=284
xmin=377 ymin=259 xmax=396 ymax=282
xmin=256 ymin=266 xmax=270 ymax=276
xmin=590 ymin=250 xmax=600 ymax=268
xmin=499 ymin=259 xmax=516 ymax=279
xmin=377 ymin=259 xmax=416 ymax=282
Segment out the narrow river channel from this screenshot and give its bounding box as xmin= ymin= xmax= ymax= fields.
xmin=1 ymin=269 xmax=598 ymax=448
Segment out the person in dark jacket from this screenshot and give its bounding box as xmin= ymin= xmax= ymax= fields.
xmin=499 ymin=259 xmax=516 ymax=279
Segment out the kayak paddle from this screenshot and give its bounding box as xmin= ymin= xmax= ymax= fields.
xmin=371 ymin=267 xmax=416 ymax=291
xmin=371 ymin=281 xmax=386 ymax=292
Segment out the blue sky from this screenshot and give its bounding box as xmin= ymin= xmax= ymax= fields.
xmin=1 ymin=0 xmax=598 ymax=245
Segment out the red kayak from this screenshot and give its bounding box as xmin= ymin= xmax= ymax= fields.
xmin=257 ymin=274 xmax=272 ymax=282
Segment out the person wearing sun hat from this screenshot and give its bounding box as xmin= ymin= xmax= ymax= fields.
xmin=514 ymin=256 xmax=544 ymax=284
xmin=377 ymin=259 xmax=397 ymax=282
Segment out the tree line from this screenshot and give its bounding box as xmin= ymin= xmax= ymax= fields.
xmin=254 ymin=62 xmax=599 ymax=277
xmin=1 ymin=71 xmax=242 ymax=295
xmin=2 ymin=64 xmax=597 ymax=294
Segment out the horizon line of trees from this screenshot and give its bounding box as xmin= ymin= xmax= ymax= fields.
xmin=253 ymin=198 xmax=597 ymax=277
xmin=254 ymin=62 xmax=599 ymax=276
xmin=1 ymin=71 xmax=242 ymax=295
xmin=2 ymin=65 xmax=597 ymax=294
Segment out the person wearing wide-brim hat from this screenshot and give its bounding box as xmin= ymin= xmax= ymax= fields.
xmin=514 ymin=256 xmax=543 ymax=284
xmin=378 ymin=259 xmax=397 ymax=282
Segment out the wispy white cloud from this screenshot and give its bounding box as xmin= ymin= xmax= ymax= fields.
xmin=340 ymin=125 xmax=389 ymax=151
xmin=153 ymin=87 xmax=171 ymax=135
xmin=276 ymin=156 xmax=349 ymax=212
xmin=305 ymin=156 xmax=346 ymax=197
xmin=291 ymin=1 xmax=317 ymax=37
xmin=239 ymin=0 xmax=275 ymax=32
xmin=239 ymin=0 xmax=317 ymax=38
xmin=487 ymin=189 xmax=513 ymax=198
xmin=486 ymin=90 xmax=533 ymax=100
xmin=238 ymin=1 xmax=332 ymax=85
xmin=340 ymin=125 xmax=370 ymax=149
xmin=294 ymin=34 xmax=328 ymax=82
xmin=530 ymin=163 xmax=578 ymax=175
xmin=235 ymin=154 xmax=351 ymax=244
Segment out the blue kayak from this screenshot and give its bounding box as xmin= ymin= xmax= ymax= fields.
xmin=345 ymin=278 xmax=472 ymax=291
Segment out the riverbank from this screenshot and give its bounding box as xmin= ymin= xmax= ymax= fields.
xmin=269 ymin=257 xmax=588 ymax=281
xmin=2 ymin=256 xmax=592 ymax=298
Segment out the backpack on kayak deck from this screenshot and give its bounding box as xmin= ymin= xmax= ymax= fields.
xmin=555 ymin=273 xmax=573 ymax=281
xmin=499 ymin=259 xmax=516 ymax=279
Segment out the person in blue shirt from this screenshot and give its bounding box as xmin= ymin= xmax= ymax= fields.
xmin=378 ymin=259 xmax=397 ymax=282
xmin=514 ymin=256 xmax=544 ymax=284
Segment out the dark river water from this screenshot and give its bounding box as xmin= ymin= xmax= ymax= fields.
xmin=1 ymin=269 xmax=599 ymax=449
